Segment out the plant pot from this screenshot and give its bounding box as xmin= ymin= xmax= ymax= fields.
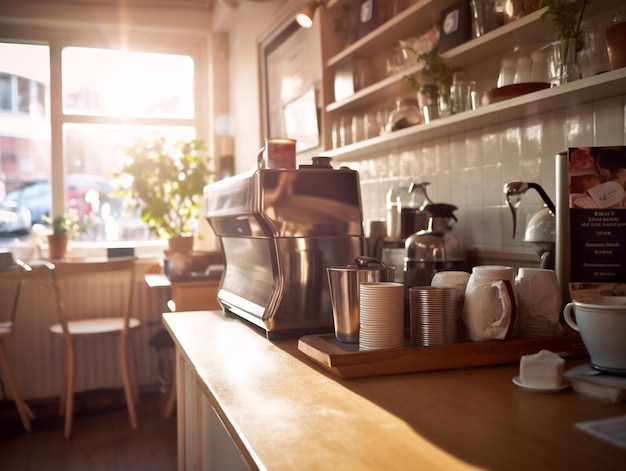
xmin=606 ymin=21 xmax=626 ymax=71
xmin=47 ymin=234 xmax=69 ymax=260
xmin=168 ymin=235 xmax=194 ymax=254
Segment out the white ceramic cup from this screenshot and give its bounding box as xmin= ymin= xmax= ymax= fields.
xmin=563 ymin=299 xmax=626 ymax=372
xmin=463 ymin=265 xmax=516 ymax=341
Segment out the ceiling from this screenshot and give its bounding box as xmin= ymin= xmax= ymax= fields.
xmin=33 ymin=0 xmax=215 ymax=7
xmin=34 ymin=0 xmax=281 ymax=8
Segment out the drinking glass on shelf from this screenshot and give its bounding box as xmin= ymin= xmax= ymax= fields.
xmin=331 ymin=121 xmax=339 ymax=149
xmin=351 ymin=115 xmax=364 ymax=143
xmin=578 ymin=22 xmax=611 ymax=78
xmin=339 ymin=116 xmax=352 ymax=147
xmin=531 ymin=48 xmax=549 ymax=83
xmin=451 ymin=72 xmax=477 ymax=114
xmin=353 ymin=58 xmax=371 ymax=91
xmin=377 ymin=108 xmax=389 ymax=134
xmin=386 ymin=47 xmax=407 ymax=76
xmin=497 ymin=57 xmax=516 ymax=87
xmin=470 ymin=0 xmax=507 ymax=38
xmin=363 ymin=110 xmax=379 ymax=140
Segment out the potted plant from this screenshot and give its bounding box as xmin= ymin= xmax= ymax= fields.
xmin=42 ymin=211 xmax=88 ymax=259
xmin=403 ymin=48 xmax=458 ymax=120
xmin=113 ymin=135 xmax=213 ymax=254
xmin=538 ymin=0 xmax=590 ymax=83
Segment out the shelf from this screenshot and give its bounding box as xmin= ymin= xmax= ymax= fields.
xmin=326 ymin=64 xmax=420 ymax=112
xmin=326 ymin=8 xmax=557 ymax=114
xmin=326 ymin=0 xmax=456 ymax=67
xmin=320 ymin=68 xmax=626 ymax=161
xmin=319 ymin=0 xmax=625 ymax=153
xmin=326 ymin=0 xmax=625 ymax=70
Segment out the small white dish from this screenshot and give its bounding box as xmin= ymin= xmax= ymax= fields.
xmin=512 ymin=376 xmax=569 ymax=393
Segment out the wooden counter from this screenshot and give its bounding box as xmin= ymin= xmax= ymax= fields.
xmin=163 ymin=310 xmax=626 ymax=471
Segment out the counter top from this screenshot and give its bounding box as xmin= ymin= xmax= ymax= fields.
xmin=163 ymin=310 xmax=626 ymax=470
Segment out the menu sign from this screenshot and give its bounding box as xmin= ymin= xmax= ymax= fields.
xmin=568 ymin=146 xmax=626 ymax=299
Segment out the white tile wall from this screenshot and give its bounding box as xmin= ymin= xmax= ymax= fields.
xmin=341 ymin=93 xmax=626 ymax=262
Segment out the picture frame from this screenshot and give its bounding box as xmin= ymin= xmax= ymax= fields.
xmin=259 ymin=15 xmax=322 ymax=154
xmin=282 ymin=87 xmax=320 ymax=152
xmin=437 ymin=1 xmax=471 ymax=53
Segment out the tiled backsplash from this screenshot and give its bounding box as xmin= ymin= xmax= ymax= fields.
xmin=339 ymin=94 xmax=626 ymax=262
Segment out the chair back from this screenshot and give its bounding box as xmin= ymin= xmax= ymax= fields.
xmin=49 ymin=257 xmax=136 ymax=336
xmin=0 ymin=261 xmax=30 ymax=328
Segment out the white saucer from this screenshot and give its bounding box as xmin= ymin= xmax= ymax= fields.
xmin=512 ymin=376 xmax=569 ymax=393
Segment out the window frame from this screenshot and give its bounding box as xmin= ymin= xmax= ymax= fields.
xmin=1 ymin=19 xmax=212 ymax=248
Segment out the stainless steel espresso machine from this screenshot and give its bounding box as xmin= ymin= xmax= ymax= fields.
xmin=204 ymin=158 xmax=363 ymax=339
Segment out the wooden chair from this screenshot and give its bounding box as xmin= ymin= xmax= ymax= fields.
xmin=0 ymin=261 xmax=34 ymax=432
xmin=43 ymin=257 xmax=140 ymax=438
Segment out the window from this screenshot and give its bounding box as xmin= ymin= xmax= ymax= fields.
xmin=17 ymin=76 xmax=30 ymax=113
xmin=0 ymin=34 xmax=205 ymax=250
xmin=0 ymin=73 xmax=11 ymax=111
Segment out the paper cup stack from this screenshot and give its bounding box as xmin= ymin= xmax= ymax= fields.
xmin=409 ymin=286 xmax=457 ymax=346
xmin=359 ymin=282 xmax=405 ymax=351
xmin=430 ymin=271 xmax=471 ymax=342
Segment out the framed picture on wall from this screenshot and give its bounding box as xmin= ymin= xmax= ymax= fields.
xmin=282 ymin=87 xmax=320 ymax=152
xmin=259 ymin=15 xmax=322 ymax=154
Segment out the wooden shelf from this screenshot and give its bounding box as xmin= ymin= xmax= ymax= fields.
xmin=326 ymin=0 xmax=456 ymax=67
xmin=321 ymin=68 xmax=626 ymax=161
xmin=319 ymin=0 xmax=625 ymax=152
xmin=326 ymin=8 xmax=556 ymax=114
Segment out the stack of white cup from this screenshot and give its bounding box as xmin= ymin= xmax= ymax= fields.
xmin=359 ymin=282 xmax=405 ymax=351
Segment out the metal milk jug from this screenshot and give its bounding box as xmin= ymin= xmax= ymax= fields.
xmin=327 ymin=256 xmax=396 ymax=343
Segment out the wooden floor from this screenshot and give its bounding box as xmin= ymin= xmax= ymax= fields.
xmin=0 ymin=389 xmax=177 ymax=471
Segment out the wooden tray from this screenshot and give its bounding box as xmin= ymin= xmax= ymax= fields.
xmin=298 ymin=331 xmax=588 ymax=379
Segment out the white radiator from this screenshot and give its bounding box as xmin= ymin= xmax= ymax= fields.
xmin=3 ymin=259 xmax=172 ymax=401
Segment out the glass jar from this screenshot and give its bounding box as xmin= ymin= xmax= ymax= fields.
xmin=606 ymin=9 xmax=626 ymax=71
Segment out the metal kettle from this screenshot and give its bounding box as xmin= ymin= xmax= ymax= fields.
xmin=403 ymin=203 xmax=467 ymax=288
xmin=503 ymin=181 xmax=556 ymax=269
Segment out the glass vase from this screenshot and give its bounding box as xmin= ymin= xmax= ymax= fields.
xmin=559 ymin=38 xmax=580 ymax=84
xmin=545 ymin=38 xmax=581 ymax=86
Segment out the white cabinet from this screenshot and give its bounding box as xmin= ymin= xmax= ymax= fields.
xmin=318 ymin=0 xmax=625 ymax=160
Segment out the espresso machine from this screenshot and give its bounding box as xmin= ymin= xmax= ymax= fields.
xmin=204 ymin=157 xmax=363 ymax=339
